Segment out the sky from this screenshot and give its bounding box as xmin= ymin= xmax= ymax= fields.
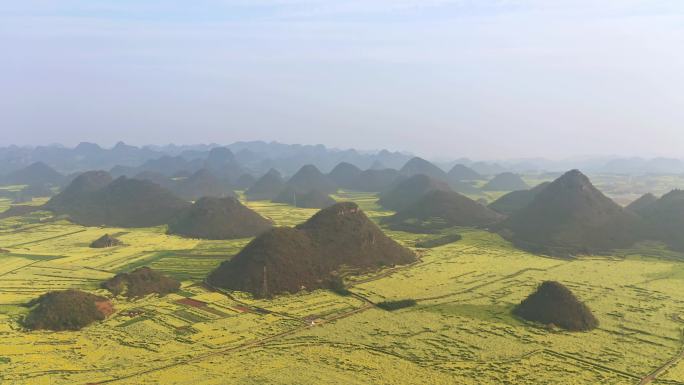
xmin=1 ymin=0 xmax=683 ymax=160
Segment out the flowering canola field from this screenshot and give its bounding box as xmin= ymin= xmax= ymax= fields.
xmin=0 ymin=192 xmax=683 ymax=384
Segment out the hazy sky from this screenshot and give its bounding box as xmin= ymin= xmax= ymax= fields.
xmin=1 ymin=1 xmax=684 ymax=159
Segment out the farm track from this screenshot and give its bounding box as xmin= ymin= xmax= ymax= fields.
xmin=639 ymin=329 xmax=684 ymax=385
xmin=4 ymin=206 xmax=684 ymax=385
xmin=101 ymin=245 xmax=536 ymax=384
xmin=0 ymin=260 xmax=40 ymax=278
xmin=211 ymin=286 xmax=309 ymax=323
xmin=415 ymin=266 xmax=558 ymax=304
xmin=349 ymin=261 xmax=421 ymax=285
xmin=99 ymin=251 xmax=574 ymax=383
xmin=6 ymin=229 xmax=87 ymax=248
xmin=344 ymin=250 xmax=426 ymax=287
xmin=98 ymin=302 xmax=375 ymax=384
xmin=0 ymin=219 xmax=57 ymax=235
xmin=98 ymin=248 xmax=420 ymax=384
xmin=541 ymin=349 xmax=640 ymax=381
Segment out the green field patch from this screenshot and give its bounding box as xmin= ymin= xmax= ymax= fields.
xmin=415 ymin=233 xmax=463 ymax=248
xmin=115 ymin=251 xmax=180 ymax=273
xmin=116 ymin=315 xmax=152 ymax=328
xmin=0 ymin=304 xmax=28 ymax=316
xmin=420 ymin=302 xmax=520 ymax=325
xmin=376 ymin=299 xmax=417 ymax=311
xmin=6 ymin=253 xmax=65 ymax=261
xmin=5 ymin=229 xmax=87 ymax=248
xmin=147 ymin=254 xmax=227 ymax=281
xmin=173 ymin=308 xmax=213 ymax=323
xmin=0 ymin=185 xmax=26 ymax=192
xmin=174 ymin=325 xmax=198 ymax=336
xmin=175 ymin=289 xmax=195 ymax=297
xmin=643 ymin=264 xmax=684 ymax=282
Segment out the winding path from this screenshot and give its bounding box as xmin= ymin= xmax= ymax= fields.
xmin=638 ymin=330 xmax=684 ymax=384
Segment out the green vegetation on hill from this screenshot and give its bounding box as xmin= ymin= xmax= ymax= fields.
xmin=447 ymin=164 xmax=483 ymax=181
xmin=349 ymin=168 xmax=401 ymax=192
xmin=498 ymin=170 xmax=643 ymax=256
xmin=400 ymin=157 xmax=447 ymax=180
xmin=626 ymin=192 xmax=658 ymax=214
xmin=234 ymin=173 xmax=256 ymax=190
xmin=89 ymin=234 xmax=122 ymax=248
xmin=245 ymin=169 xmax=284 ymax=200
xmin=636 ymin=190 xmax=684 ymax=251
xmin=328 ymin=162 xmax=362 ymax=189
xmin=383 ymin=190 xmax=503 ymax=233
xmin=23 ymin=290 xmax=113 ymax=331
xmin=102 ymin=267 xmax=180 ymax=298
xmin=46 ymin=174 xmax=190 ymax=227
xmin=482 ymin=172 xmax=529 ymax=191
xmin=284 ymin=164 xmax=336 ymax=194
xmin=208 ymin=202 xmax=415 ymax=297
xmin=203 ymin=147 xmax=243 ymax=181
xmin=172 ymin=168 xmax=235 ymax=201
xmin=168 ymin=196 xmax=272 ymax=240
xmin=488 ymin=182 xmax=550 ymax=215
xmin=325 ymin=275 xmax=351 ymax=296
xmin=3 ymin=162 xmax=64 ymax=186
xmin=45 ymin=170 xmax=112 ymax=211
xmin=513 ymin=281 xmax=598 ymax=331
xmin=131 ymin=155 xmax=203 ymax=177
xmin=378 ymin=174 xmax=451 ymax=211
xmin=272 ymin=187 xmax=337 ymax=208
xmin=133 ymin=171 xmax=174 ymax=190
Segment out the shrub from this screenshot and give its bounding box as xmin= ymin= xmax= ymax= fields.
xmin=376 ymin=299 xmax=417 ymax=311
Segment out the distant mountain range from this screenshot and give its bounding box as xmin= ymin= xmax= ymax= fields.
xmin=1 ymin=141 xmax=683 ymax=177
xmin=0 ymin=141 xmax=413 ymax=177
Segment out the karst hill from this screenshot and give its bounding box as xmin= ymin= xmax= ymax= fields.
xmin=514 ymin=281 xmax=598 ymax=331
xmin=23 ymin=290 xmax=114 ymax=331
xmin=46 ymin=172 xmax=190 ymax=227
xmin=482 ymin=172 xmax=529 ymax=191
xmin=102 ymin=267 xmax=180 ymax=298
xmin=497 ymin=170 xmax=643 ymax=256
xmin=378 ymin=174 xmax=451 ymax=211
xmin=168 ymin=196 xmax=272 ymax=240
xmin=245 ymin=169 xmax=285 ymax=200
xmin=384 ymin=189 xmax=503 ymax=232
xmin=208 ymin=202 xmax=416 ymax=297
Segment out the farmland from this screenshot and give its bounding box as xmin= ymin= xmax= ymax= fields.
xmin=1 ymin=191 xmax=684 ymax=384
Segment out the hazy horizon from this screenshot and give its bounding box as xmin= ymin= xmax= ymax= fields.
xmin=2 ymin=1 xmax=683 ymax=159
xmin=1 ymin=140 xmax=681 ymax=165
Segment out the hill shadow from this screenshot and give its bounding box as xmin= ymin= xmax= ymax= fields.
xmin=419 ymin=302 xmax=522 ymax=326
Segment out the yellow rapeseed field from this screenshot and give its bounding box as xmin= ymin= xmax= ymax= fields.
xmin=0 ymin=192 xmax=683 ymax=384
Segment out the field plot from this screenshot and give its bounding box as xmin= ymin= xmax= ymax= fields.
xmin=1 ymin=196 xmax=684 ymax=384
xmin=0 ymin=198 xmax=12 ymax=213
xmin=332 ymin=191 xmax=389 ymax=218
xmin=242 ymin=200 xmax=320 ymax=227
xmin=590 ymin=174 xmax=684 ymax=206
xmin=244 ymin=191 xmax=388 ymax=226
xmin=301 ymin=232 xmax=684 ymax=384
